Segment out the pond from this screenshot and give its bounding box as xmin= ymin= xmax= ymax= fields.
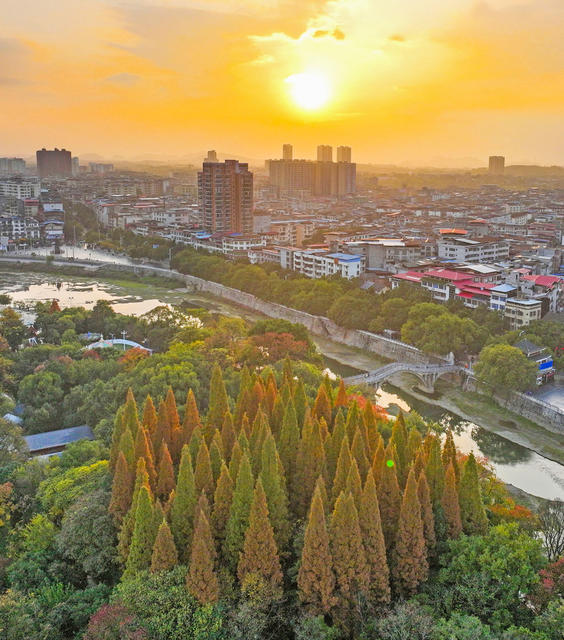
xmin=2 ymin=272 xmax=563 ymax=501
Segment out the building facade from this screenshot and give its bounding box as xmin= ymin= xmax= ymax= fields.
xmin=36 ymin=148 xmax=72 ymax=178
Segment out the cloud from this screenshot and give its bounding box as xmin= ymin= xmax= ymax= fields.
xmin=104 ymin=72 xmax=141 ymax=86
xmin=313 ymin=28 xmax=345 ymax=40
xmin=389 ymin=34 xmax=405 ymax=42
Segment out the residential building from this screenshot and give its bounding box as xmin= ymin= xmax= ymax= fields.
xmin=515 ymin=339 xmax=555 ymax=385
xmin=0 ymin=158 xmax=26 ymax=174
xmin=279 ymin=246 xmax=364 ymax=279
xmin=198 ymin=159 xmax=253 ymax=233
xmin=437 ymin=236 xmax=509 ymax=262
xmin=489 ymin=155 xmax=505 ymax=175
xmin=36 ymin=148 xmax=72 ymax=178
xmin=317 ymin=145 xmax=333 ymax=162
xmin=0 ymin=177 xmax=41 ymax=199
xmin=337 ymin=146 xmax=352 ymax=163
xmin=504 ymin=298 xmax=542 ymax=329
xmin=282 ymin=144 xmax=293 ymax=161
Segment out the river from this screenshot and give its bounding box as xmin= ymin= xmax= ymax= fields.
xmin=1 ymin=271 xmax=563 ymax=501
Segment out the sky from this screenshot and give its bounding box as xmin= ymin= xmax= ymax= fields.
xmin=1 ymin=0 xmax=563 ymax=166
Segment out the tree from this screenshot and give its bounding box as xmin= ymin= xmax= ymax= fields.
xmin=297 ymin=481 xmax=336 ymax=616
xmin=359 ymin=469 xmax=391 ymax=605
xmin=169 ymin=446 xmax=196 ymax=563
xmin=442 ymin=462 xmax=462 ymax=539
xmin=186 ymin=511 xmax=219 ymax=605
xmin=0 ymin=418 xmax=27 ymax=467
xmin=459 ymin=452 xmax=488 ymax=536
xmin=393 ymin=468 xmax=428 ymax=597
xmin=425 ymin=434 xmax=445 ymax=507
xmin=124 ymin=486 xmax=156 ymax=580
xmin=193 ymin=440 xmax=214 ymax=500
xmin=417 ymin=472 xmax=436 ymax=560
xmin=0 ymin=307 xmax=27 ymax=349
xmin=237 ymin=478 xmax=283 ymax=600
xmin=156 ymin=443 xmax=174 ymax=500
xmin=207 ymin=363 xmax=229 ymax=437
xmin=224 ymin=452 xmax=254 ymax=571
xmin=378 ymin=446 xmax=401 ymax=553
xmin=537 ymin=500 xmax=564 ymax=562
xmin=182 ymin=388 xmax=201 ymax=444
xmin=442 ymin=429 xmax=459 ymax=485
xmin=436 ymin=523 xmax=545 ymax=631
xmin=331 ymin=436 xmax=351 ymax=506
xmin=150 ymin=519 xmax=178 ymax=573
xmin=260 ymin=434 xmax=290 ymax=553
xmin=211 ymin=462 xmax=234 ymax=553
xmin=475 ymin=344 xmax=537 ymax=393
xmin=312 ymin=383 xmax=332 ymax=427
xmin=330 ymin=492 xmax=369 ymax=630
xmin=279 ymin=400 xmax=300 ymax=482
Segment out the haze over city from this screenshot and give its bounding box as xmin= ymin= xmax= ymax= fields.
xmin=2 ymin=0 xmax=564 ymax=166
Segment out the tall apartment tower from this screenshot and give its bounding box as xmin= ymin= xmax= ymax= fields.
xmin=198 ymin=159 xmax=253 ymax=234
xmin=488 ymin=156 xmax=505 ymax=175
xmin=337 ymin=146 xmax=352 ymax=163
xmin=36 ymin=148 xmax=72 ymax=178
xmin=206 ymin=150 xmax=218 ymax=162
xmin=282 ymin=144 xmax=293 ymax=161
xmin=317 ymin=145 xmax=333 ymax=162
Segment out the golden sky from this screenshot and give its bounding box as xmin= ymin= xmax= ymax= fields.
xmin=1 ymin=0 xmax=563 ymax=166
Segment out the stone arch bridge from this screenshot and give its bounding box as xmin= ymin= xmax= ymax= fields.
xmin=344 ymin=363 xmax=467 ymax=394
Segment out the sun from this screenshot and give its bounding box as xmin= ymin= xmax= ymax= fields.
xmin=285 ymin=72 xmax=331 ymax=111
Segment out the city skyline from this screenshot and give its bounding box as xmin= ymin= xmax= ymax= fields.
xmin=1 ymin=0 xmax=563 ymax=166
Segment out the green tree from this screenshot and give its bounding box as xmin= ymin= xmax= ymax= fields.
xmin=475 ymin=344 xmax=537 ymax=393
xmin=124 ymin=486 xmax=156 ymax=580
xmin=224 ymin=452 xmax=254 ymax=572
xmin=151 ymin=519 xmax=178 ymax=573
xmin=459 ymin=452 xmax=488 ymax=536
xmin=169 ymin=446 xmax=196 ymax=563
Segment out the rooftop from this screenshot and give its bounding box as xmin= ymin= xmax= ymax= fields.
xmin=24 ymin=425 xmax=94 ymax=454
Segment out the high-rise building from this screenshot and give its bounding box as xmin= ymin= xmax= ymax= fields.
xmin=206 ymin=150 xmax=218 ymax=162
xmin=282 ymin=144 xmax=293 ymax=161
xmin=337 ymin=146 xmax=352 ymax=163
xmin=72 ymin=157 xmax=80 ymax=176
xmin=489 ymin=156 xmax=505 ymax=175
xmin=0 ymin=158 xmax=26 ymax=174
xmin=269 ymin=144 xmax=355 ymax=197
xmin=317 ymin=145 xmax=333 ymax=162
xmin=198 ymin=159 xmax=253 ymax=233
xmin=36 ymin=148 xmax=72 ymax=178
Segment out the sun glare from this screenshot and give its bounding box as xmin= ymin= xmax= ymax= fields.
xmin=285 ymin=72 xmax=331 ymax=111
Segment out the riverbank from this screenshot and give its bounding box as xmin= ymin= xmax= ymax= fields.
xmin=3 ymin=262 xmax=563 ymax=472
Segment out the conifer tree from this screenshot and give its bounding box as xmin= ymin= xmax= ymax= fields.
xmin=279 ymin=399 xmax=300 ymax=480
xmin=345 ymin=400 xmax=360 ymax=445
xmin=186 ymin=511 xmax=219 ymax=605
xmin=221 ymin=411 xmax=235 ymax=462
xmin=378 ymin=444 xmax=401 ymax=553
xmin=109 ymin=406 xmax=126 ymax=472
xmin=331 ymin=492 xmax=369 ymax=629
xmin=264 ymin=378 xmax=277 ymax=417
xmin=224 ymin=452 xmax=254 ymax=571
xmin=240 ymin=413 xmax=251 ymax=438
xmin=313 ymin=383 xmax=332 ymax=427
xmin=359 ymin=469 xmax=391 ymax=605
xmin=194 ymin=440 xmax=214 ymax=501
xmin=417 ymin=472 xmax=436 ymax=559
xmin=295 ymin=419 xmax=327 ymax=519
xmin=233 ymin=388 xmax=251 ymax=432
xmin=334 ymin=378 xmax=348 ymax=408
xmin=294 ymin=378 xmax=308 ymax=428
xmin=117 ymin=457 xmax=151 ymax=563
xmin=371 ymin=437 xmax=386 ymax=486
xmin=270 ymin=395 xmax=284 ymax=441
xmin=134 ymin=426 xmax=156 ymax=490
xmin=150 ymin=518 xmax=178 ymax=573
xmin=281 ymin=356 xmax=294 ymax=388
xmin=207 ymin=364 xmax=230 ymax=438
xmin=407 ymin=428 xmax=423 ymax=465
xmin=297 ymin=481 xmax=336 ymax=615
xmin=228 ymin=440 xmax=243 ymax=482
xmin=237 ymin=478 xmax=283 ymax=599
xmin=209 ymin=435 xmax=224 ymax=484
xmin=246 ymin=379 xmax=265 ymax=425
xmin=331 ymin=436 xmax=351 ymax=505
xmin=442 ymin=429 xmax=459 ymax=485
xmin=122 ymin=388 xmax=140 ymax=441
xmin=142 ymin=395 xmax=158 ymax=439
xmin=165 ymin=386 xmax=180 ymax=429
xmin=425 ymin=434 xmax=445 ymax=507
xmin=249 ymin=408 xmax=268 ymax=476
xmin=211 ymin=463 xmax=234 ymax=553
xmin=182 ymin=388 xmax=201 ymax=444
xmin=363 ymin=402 xmax=379 ymax=460
xmin=194 ymin=491 xmax=212 ymax=543
xmin=412 ymin=448 xmax=426 ymax=479
xmin=123 ymin=486 xmax=156 ymax=579
xmin=188 ymin=425 xmax=204 ymax=464
xmin=170 ymin=446 xmax=196 ymax=563
xmin=351 ymin=429 xmax=369 ymax=483
xmin=154 ymin=400 xmax=171 ymax=458
xmin=390 ymin=416 xmax=408 ymax=487
xmin=327 ymin=410 xmax=346 ymax=486
xmin=442 ymin=462 xmax=462 ymax=539
xmin=109 ymin=451 xmax=133 ymax=524
xmin=393 ymin=469 xmax=428 ymax=597
xmin=318 ymin=417 xmax=329 ymax=442
xmin=260 ymin=433 xmax=290 ymax=552
xmin=118 ymin=428 xmax=135 ymax=475
xmin=169 ymin=426 xmax=183 ymax=466
xmin=346 ymin=458 xmax=363 ymax=513
xmin=459 ymin=452 xmax=488 ymax=535
xmin=156 ymin=442 xmax=175 ymax=501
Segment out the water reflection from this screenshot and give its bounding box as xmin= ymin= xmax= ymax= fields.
xmin=470 ymin=425 xmax=532 ymax=465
